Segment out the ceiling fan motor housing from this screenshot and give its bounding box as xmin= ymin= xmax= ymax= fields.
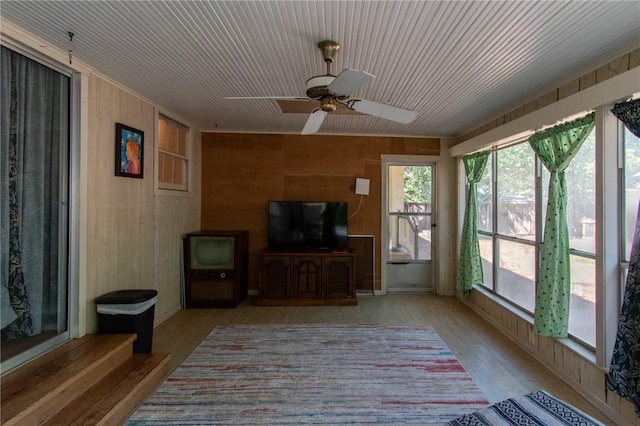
xmin=305 ymin=75 xmax=336 ymax=99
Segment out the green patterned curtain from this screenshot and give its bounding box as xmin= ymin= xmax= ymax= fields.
xmin=608 ymin=98 xmax=640 ymax=414
xmin=457 ymin=151 xmax=489 ymax=297
xmin=529 ymin=113 xmax=595 ymax=337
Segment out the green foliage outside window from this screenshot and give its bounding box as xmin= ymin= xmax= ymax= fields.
xmin=403 ymin=166 xmax=432 ymax=203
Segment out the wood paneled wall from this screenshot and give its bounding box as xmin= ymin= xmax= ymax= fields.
xmin=200 ymin=133 xmax=439 ymax=292
xmin=85 ymin=75 xmax=201 ymax=332
xmin=456 ymin=48 xmax=640 ymax=144
xmin=463 ymin=293 xmax=639 ymax=425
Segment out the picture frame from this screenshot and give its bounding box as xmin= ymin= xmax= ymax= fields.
xmin=115 ymin=123 xmax=144 ymax=178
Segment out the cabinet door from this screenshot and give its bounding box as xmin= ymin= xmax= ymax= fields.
xmin=292 ymin=256 xmax=322 ymax=298
xmin=260 ymin=256 xmax=291 ymax=297
xmin=324 ymin=256 xmax=355 ymax=298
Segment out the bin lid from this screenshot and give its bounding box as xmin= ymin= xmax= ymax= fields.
xmin=95 ymin=289 xmax=158 ymax=304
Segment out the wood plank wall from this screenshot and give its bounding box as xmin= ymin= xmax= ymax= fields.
xmin=456 ymin=48 xmax=640 ymax=144
xmin=462 ymin=293 xmax=640 ymax=425
xmin=200 ymin=133 xmax=439 ymax=292
xmin=86 ymin=75 xmax=201 ymax=332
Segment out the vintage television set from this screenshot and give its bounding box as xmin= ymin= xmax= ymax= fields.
xmin=183 ymin=230 xmax=248 ymax=308
xmin=268 ymin=201 xmax=348 ymax=251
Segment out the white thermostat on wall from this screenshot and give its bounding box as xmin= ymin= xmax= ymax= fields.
xmin=355 ymin=178 xmax=370 ymax=195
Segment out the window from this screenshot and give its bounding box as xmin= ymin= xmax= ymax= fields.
xmin=565 ymin=131 xmax=596 ymax=346
xmin=387 ymin=165 xmax=433 ymax=261
xmin=157 ymin=114 xmax=190 ymax=191
xmin=471 ymin=123 xmax=596 ymax=346
xmin=494 ymin=143 xmax=537 ymax=313
xmin=497 ymin=144 xmax=536 ymax=241
xmin=477 ymin=155 xmax=494 ymax=290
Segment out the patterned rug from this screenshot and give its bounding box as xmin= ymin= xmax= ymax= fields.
xmin=446 ymin=390 xmax=604 ymax=426
xmin=127 ymin=324 xmax=489 ymax=425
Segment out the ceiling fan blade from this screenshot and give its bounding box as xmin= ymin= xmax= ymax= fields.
xmin=348 ymin=99 xmax=417 ymax=124
xmin=224 ymin=96 xmax=307 ymax=100
xmin=301 ymin=109 xmax=327 ymax=135
xmin=327 ymin=69 xmax=374 ymax=97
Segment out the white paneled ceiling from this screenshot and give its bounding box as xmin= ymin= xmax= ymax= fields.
xmin=1 ymin=1 xmax=639 ymax=137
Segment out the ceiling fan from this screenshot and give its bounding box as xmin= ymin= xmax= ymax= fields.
xmin=225 ymin=40 xmax=417 ymax=135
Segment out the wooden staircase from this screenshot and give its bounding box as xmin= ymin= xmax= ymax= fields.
xmin=1 ymin=333 xmax=170 ymax=425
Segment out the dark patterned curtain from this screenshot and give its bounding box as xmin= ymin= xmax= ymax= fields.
xmin=1 ymin=47 xmax=65 ymax=341
xmin=608 ymin=98 xmax=640 ymax=414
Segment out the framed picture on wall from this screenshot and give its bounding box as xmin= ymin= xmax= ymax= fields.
xmin=115 ymin=123 xmax=144 ymax=178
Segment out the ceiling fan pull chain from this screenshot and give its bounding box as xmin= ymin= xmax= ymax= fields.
xmin=67 ymin=32 xmax=74 ymax=65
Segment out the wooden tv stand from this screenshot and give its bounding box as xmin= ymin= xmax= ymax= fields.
xmin=255 ymin=251 xmax=357 ymax=306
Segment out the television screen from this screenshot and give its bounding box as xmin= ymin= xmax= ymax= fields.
xmin=190 ymin=236 xmax=235 ymax=269
xmin=268 ymin=201 xmax=348 ymax=250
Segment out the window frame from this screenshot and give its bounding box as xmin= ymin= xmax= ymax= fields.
xmin=472 ymin=120 xmax=600 ymax=350
xmin=154 ymin=110 xmax=193 ymax=195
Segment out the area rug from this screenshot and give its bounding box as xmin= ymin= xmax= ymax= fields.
xmin=446 ymin=390 xmax=604 ymax=426
xmin=126 ymin=324 xmax=489 ymax=425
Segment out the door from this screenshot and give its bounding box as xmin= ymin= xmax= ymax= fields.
xmin=383 ymin=158 xmax=435 ymax=293
xmin=1 ymin=46 xmax=78 ymax=373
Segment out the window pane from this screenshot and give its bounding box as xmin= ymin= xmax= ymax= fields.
xmin=167 ymin=123 xmax=178 ymax=154
xmin=158 ymin=118 xmax=167 ymax=150
xmin=388 ymin=166 xmax=433 ymax=210
xmin=159 ymin=152 xmax=173 ymax=183
xmin=479 ymin=234 xmax=493 ymax=290
xmin=624 ymin=127 xmax=640 ymax=261
xmin=566 ymin=130 xmax=595 ymax=253
xmin=173 ymin=158 xmax=184 ymax=185
xmin=497 ymin=144 xmax=535 ymax=240
xmin=157 ymin=116 xmax=189 ymax=191
xmin=388 ymin=214 xmax=432 ymax=261
xmin=477 ymin=154 xmax=493 ymax=232
xmin=568 ymin=255 xmax=595 ymax=347
xmin=387 ymin=165 xmax=433 ymax=261
xmin=496 ymin=239 xmax=535 ymax=313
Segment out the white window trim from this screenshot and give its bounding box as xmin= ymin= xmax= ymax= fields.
xmin=154 ymin=108 xmax=193 ymax=197
xmin=596 ymin=104 xmax=623 ymax=368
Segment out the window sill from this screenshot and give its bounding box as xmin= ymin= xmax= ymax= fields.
xmin=154 ymin=188 xmax=193 ymax=197
xmin=470 ymin=285 xmax=598 ymax=367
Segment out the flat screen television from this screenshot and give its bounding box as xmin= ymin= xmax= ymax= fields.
xmin=189 ymin=236 xmax=235 ymax=270
xmin=268 ymin=201 xmax=348 ymax=251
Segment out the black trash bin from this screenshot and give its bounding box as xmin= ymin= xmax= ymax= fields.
xmin=95 ymin=289 xmax=158 ymax=353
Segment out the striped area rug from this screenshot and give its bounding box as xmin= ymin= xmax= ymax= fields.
xmin=446 ymin=390 xmax=605 ymax=425
xmin=127 ymin=324 xmax=489 ymax=425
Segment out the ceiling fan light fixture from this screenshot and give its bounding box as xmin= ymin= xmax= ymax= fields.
xmin=319 ymin=98 xmax=337 ymax=112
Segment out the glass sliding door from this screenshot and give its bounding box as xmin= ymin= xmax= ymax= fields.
xmin=1 ymin=46 xmax=72 ymax=370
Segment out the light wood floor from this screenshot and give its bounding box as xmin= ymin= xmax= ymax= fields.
xmin=151 ymin=294 xmax=612 ymax=424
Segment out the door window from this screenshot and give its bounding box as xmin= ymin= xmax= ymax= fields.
xmin=387 ymin=165 xmax=433 ymax=262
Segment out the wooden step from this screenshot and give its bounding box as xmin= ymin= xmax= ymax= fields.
xmin=1 ymin=333 xmax=170 ymax=426
xmin=46 ymin=353 xmax=170 ymax=425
